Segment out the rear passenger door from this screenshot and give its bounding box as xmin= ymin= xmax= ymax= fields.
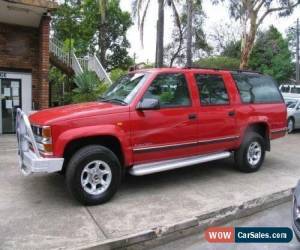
xmin=194 ymin=73 xmax=239 ymax=153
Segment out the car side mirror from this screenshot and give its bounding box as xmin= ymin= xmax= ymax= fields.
xmin=137 ymin=98 xmax=160 ymax=110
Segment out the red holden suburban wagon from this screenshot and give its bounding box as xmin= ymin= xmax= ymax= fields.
xmin=16 ymin=68 xmax=287 ymax=205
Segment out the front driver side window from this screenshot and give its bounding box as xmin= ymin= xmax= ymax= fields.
xmin=143 ymin=73 xmax=191 ymax=108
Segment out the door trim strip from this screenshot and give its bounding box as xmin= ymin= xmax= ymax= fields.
xmin=133 ymin=135 xmax=240 ymax=153
xmin=270 ymin=128 xmax=287 ymax=134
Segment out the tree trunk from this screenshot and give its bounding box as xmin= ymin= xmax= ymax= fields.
xmin=156 ymin=0 xmax=164 ymax=68
xmin=240 ymin=12 xmax=257 ymax=69
xmin=186 ymin=0 xmax=193 ymax=67
xmin=99 ymin=23 xmax=107 ymax=69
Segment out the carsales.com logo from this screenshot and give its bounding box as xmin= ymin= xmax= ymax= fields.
xmin=205 ymin=227 xmax=293 ymax=243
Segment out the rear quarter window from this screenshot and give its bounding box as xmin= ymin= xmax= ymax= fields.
xmin=232 ymin=73 xmax=283 ymax=104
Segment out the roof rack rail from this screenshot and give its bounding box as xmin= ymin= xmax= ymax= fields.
xmin=183 ymin=66 xmax=262 ymax=74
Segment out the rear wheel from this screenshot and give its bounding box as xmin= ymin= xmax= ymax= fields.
xmin=66 ymin=145 xmax=122 ymax=205
xmin=234 ymin=132 xmax=266 ymax=173
xmin=287 ymin=118 xmax=294 ymax=134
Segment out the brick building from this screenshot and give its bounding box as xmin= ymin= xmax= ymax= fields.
xmin=0 ymin=0 xmax=56 ymax=134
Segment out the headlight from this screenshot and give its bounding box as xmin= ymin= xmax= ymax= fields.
xmin=32 ymin=125 xmax=53 ymax=156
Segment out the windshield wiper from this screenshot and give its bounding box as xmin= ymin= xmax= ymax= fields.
xmin=99 ymin=97 xmax=127 ymax=105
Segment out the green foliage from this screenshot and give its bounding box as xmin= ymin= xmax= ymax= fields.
xmin=160 ymin=91 xmax=174 ymax=103
xmin=49 ymin=66 xmax=70 ymax=106
xmin=72 ymin=71 xmax=108 ymax=103
xmin=195 ymin=56 xmax=240 ymax=69
xmin=52 ymin=0 xmax=133 ymax=70
xmin=110 ymin=68 xmax=127 ymax=82
xmin=221 ymin=40 xmax=241 ymax=59
xmin=249 ymin=26 xmax=293 ymax=83
xmin=164 ymin=0 xmax=212 ymax=66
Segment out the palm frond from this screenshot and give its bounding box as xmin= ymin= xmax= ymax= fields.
xmin=140 ymin=0 xmax=151 ymax=48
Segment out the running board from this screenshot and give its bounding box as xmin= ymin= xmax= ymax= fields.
xmin=129 ymin=151 xmax=231 ymax=176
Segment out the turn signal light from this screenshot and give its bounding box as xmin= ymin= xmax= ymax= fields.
xmin=42 ymin=126 xmax=51 ymax=138
xmin=43 ymin=143 xmax=53 ymax=153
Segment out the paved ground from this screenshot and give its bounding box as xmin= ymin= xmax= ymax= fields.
xmin=0 ymin=133 xmax=300 ymax=249
xmin=152 ymin=202 xmax=299 ymax=250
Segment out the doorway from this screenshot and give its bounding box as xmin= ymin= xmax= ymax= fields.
xmin=0 ymin=78 xmax=22 ymax=133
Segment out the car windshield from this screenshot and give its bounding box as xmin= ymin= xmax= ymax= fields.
xmin=285 ymin=99 xmax=298 ymax=109
xmin=100 ymin=73 xmax=148 ymax=105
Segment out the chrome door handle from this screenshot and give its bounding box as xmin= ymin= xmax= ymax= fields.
xmin=188 ymin=114 xmax=198 ymax=120
xmin=228 ymin=111 xmax=236 ymax=117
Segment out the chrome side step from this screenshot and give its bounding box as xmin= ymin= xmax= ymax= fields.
xmin=129 ymin=151 xmax=231 ymax=176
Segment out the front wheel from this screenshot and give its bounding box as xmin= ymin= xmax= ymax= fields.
xmin=234 ymin=132 xmax=266 ymax=173
xmin=287 ymin=118 xmax=294 ymax=134
xmin=66 ymin=145 xmax=122 ymax=205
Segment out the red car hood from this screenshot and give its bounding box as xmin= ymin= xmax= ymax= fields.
xmin=29 ymin=102 xmax=128 ymax=125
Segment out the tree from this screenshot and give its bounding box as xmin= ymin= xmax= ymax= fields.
xmin=249 ymin=26 xmax=293 ymax=82
xmin=52 ymin=0 xmax=133 ymax=70
xmin=186 ymin=0 xmax=193 ymax=67
xmin=132 ymin=0 xmax=177 ymax=67
xmin=286 ymin=22 xmax=299 ymax=61
xmin=221 ymin=40 xmax=241 ymax=59
xmin=194 ymin=56 xmax=240 ymax=69
xmin=83 ymin=0 xmax=133 ymax=70
xmin=210 ymin=22 xmax=241 ymax=55
xmin=164 ymin=0 xmax=211 ymax=66
xmin=213 ymin=0 xmax=300 ymax=69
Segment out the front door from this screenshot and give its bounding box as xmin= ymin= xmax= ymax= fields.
xmin=0 ymin=79 xmax=21 ymax=133
xmin=131 ymin=72 xmax=200 ymax=164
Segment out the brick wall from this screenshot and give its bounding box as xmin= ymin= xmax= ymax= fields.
xmin=38 ymin=15 xmax=50 ymax=109
xmin=0 ymin=15 xmax=50 ymax=110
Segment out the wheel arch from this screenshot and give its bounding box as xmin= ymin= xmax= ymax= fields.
xmin=53 ymin=125 xmax=132 ymax=171
xmin=288 ymin=116 xmax=295 ymax=122
xmin=62 ymin=135 xmax=125 ymax=172
xmin=243 ymin=122 xmax=270 ymax=151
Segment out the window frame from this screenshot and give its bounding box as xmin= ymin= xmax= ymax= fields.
xmin=194 ymin=73 xmax=231 ymax=107
xmin=141 ymin=72 xmax=193 ymax=109
xmin=232 ymin=73 xmax=284 ymax=105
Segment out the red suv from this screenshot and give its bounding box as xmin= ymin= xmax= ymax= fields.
xmin=16 ymin=68 xmax=287 ymax=205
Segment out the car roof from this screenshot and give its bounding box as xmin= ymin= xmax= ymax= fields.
xmin=282 ymin=93 xmax=300 ymax=99
xmin=130 ymin=67 xmax=262 ymax=75
xmin=280 ymin=84 xmax=300 ymax=87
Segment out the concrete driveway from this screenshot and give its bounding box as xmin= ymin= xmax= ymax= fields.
xmin=0 ymin=133 xmax=299 ymax=249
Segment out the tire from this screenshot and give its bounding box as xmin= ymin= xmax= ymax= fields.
xmin=66 ymin=145 xmax=122 ymax=205
xmin=234 ymin=132 xmax=266 ymax=173
xmin=287 ymin=118 xmax=294 ymax=134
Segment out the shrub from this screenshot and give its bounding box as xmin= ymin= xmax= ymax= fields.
xmin=194 ymin=56 xmax=240 ymax=70
xmin=72 ymin=70 xmax=108 ymax=103
xmin=110 ymin=68 xmax=127 ymax=82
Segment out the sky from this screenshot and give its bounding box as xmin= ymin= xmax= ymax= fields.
xmin=119 ymin=0 xmax=300 ymax=64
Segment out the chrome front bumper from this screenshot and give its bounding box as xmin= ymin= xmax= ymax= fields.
xmin=16 ymin=108 xmax=64 ymax=175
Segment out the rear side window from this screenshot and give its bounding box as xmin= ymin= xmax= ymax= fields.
xmin=232 ymin=74 xmax=283 ymax=104
xmin=291 ymin=87 xmax=300 ymax=94
xmin=195 ymin=74 xmax=229 ymax=105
